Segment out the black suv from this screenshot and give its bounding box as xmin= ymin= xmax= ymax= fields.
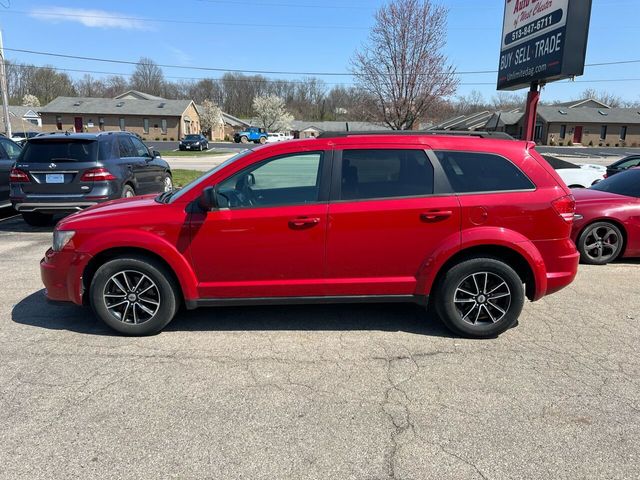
xmin=10 ymin=132 xmax=172 ymax=226
xmin=179 ymin=134 xmax=209 ymax=151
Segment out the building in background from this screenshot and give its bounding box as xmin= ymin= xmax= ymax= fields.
xmin=0 ymin=106 xmax=42 ymax=133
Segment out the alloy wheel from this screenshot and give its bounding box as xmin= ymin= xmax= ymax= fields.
xmin=103 ymin=270 xmax=161 ymax=324
xmin=583 ymin=225 xmax=620 ymax=263
xmin=453 ymin=271 xmax=511 ymax=325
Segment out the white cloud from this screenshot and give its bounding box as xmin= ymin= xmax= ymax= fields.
xmin=29 ymin=6 xmax=152 ymax=31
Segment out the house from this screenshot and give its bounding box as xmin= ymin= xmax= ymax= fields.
xmin=433 ymin=98 xmax=640 ymax=146
xmin=38 ymin=96 xmax=201 ymax=140
xmin=0 ymin=106 xmax=42 ymax=133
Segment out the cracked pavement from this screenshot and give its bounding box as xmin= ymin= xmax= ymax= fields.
xmin=0 ymin=215 xmax=639 ymax=479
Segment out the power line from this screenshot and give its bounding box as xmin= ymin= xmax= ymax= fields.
xmin=5 ymin=47 xmax=640 ymax=78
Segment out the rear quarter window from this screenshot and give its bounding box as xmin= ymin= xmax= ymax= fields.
xmin=435 ymin=151 xmax=534 ymax=193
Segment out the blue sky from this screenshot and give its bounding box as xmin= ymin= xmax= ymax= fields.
xmin=1 ymin=0 xmax=639 ymax=103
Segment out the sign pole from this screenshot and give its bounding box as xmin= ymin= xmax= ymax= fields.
xmin=522 ymin=81 xmax=540 ymax=142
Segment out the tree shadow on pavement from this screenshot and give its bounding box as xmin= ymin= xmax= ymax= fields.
xmin=13 ymin=289 xmax=454 ymax=338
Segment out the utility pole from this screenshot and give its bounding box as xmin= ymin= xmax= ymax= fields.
xmin=0 ymin=30 xmax=11 ymax=138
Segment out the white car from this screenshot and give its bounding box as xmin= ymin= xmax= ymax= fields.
xmin=266 ymin=132 xmax=293 ymax=143
xmin=542 ymin=155 xmax=606 ymax=188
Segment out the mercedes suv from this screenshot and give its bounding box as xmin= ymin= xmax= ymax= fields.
xmin=11 ymin=131 xmax=172 ymax=226
xmin=40 ymin=132 xmax=579 ymax=337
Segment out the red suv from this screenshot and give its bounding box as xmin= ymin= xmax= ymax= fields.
xmin=41 ymin=133 xmax=579 ymax=338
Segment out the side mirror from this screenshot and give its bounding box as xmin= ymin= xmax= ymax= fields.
xmin=198 ymin=186 xmax=218 ymax=211
xmin=153 ymin=150 xmax=161 ymax=158
xmin=247 ymin=173 xmax=256 ymax=186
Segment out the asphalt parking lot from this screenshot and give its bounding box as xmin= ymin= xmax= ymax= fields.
xmin=1 ymin=213 xmax=639 ymax=479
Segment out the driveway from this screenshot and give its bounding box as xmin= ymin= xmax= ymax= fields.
xmin=1 ymin=215 xmax=639 ymax=479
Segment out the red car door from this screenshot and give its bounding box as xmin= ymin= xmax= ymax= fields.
xmin=325 ymin=146 xmax=461 ymax=297
xmin=188 ymin=151 xmax=331 ymax=299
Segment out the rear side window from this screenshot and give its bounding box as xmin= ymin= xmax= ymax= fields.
xmin=130 ymin=137 xmax=150 ymax=157
xmin=19 ymin=140 xmax=97 ymax=163
xmin=0 ymin=139 xmax=21 ymax=160
xmin=98 ymin=137 xmax=117 ymax=161
xmin=118 ymin=136 xmax=136 ymax=158
xmin=435 ymin=151 xmax=534 ymax=193
xmin=340 ymin=149 xmax=434 ymax=200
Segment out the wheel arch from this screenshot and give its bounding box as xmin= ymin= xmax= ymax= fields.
xmin=426 ymin=244 xmax=539 ymax=302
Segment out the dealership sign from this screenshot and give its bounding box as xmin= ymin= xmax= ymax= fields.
xmin=497 ymin=0 xmax=592 ymax=90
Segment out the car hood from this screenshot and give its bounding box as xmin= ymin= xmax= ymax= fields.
xmin=572 ymin=188 xmax=633 ymax=204
xmin=58 ymin=194 xmax=160 ymax=227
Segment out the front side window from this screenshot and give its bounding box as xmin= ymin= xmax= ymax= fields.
xmin=118 ymin=136 xmax=136 ymax=158
xmin=339 ymin=149 xmax=434 ymax=200
xmin=435 ymin=151 xmax=534 ymax=193
xmin=216 ymin=152 xmax=323 ymax=208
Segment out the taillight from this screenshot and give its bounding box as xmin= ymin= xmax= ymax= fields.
xmin=81 ymin=167 xmax=116 ymax=181
xmin=552 ymin=194 xmax=576 ymax=223
xmin=9 ymin=168 xmax=30 ymax=183
xmin=603 ymin=173 xmax=608 ymax=178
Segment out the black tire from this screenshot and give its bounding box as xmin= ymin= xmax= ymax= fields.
xmin=433 ymin=257 xmax=525 ymax=338
xmin=259 ymin=136 xmax=266 ymax=144
xmin=577 ymin=221 xmax=624 ymax=265
xmin=121 ymin=184 xmax=135 ymax=198
xmin=89 ymin=255 xmax=179 ymax=335
xmin=162 ymin=173 xmax=173 ymax=192
xmin=22 ymin=212 xmax=54 ymax=227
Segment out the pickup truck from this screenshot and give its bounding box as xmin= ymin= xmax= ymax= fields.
xmin=233 ymin=127 xmax=268 ymax=144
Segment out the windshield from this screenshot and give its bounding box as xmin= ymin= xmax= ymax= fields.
xmin=168 ymin=149 xmax=252 ymax=203
xmin=19 ymin=140 xmax=98 ymax=163
xmin=590 ymin=169 xmax=640 ymax=197
xmin=184 ymin=135 xmax=200 ymax=140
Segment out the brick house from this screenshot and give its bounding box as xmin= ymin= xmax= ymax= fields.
xmin=39 ymin=96 xmax=201 ymax=141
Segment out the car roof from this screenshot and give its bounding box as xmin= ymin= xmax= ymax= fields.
xmin=29 ymin=131 xmax=133 ymax=142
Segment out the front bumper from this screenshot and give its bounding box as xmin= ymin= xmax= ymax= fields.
xmin=40 ymin=248 xmax=93 ymax=305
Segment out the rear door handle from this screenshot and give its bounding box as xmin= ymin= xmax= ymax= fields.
xmin=289 ymin=217 xmax=321 ymax=229
xmin=420 ymin=210 xmax=453 ymax=222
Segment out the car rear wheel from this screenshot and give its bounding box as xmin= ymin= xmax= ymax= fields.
xmin=240 ymin=136 xmax=249 ymax=144
xmin=163 ymin=174 xmax=173 ymax=192
xmin=577 ymin=222 xmax=624 ymax=265
xmin=90 ymin=255 xmax=179 ymax=335
xmin=259 ymin=136 xmax=266 ymax=144
xmin=22 ymin=212 xmax=54 ymax=227
xmin=433 ymin=257 xmax=524 ymax=338
xmin=121 ymin=184 xmax=135 ymax=198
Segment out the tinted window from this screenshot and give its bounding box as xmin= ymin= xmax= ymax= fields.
xmin=118 ymin=136 xmax=136 ymax=158
xmin=0 ymin=139 xmax=22 ymax=160
xmin=130 ymin=137 xmax=150 ymax=157
xmin=615 ymin=157 xmax=640 ymax=170
xmin=435 ymin=151 xmax=534 ymax=193
xmin=340 ymin=149 xmax=433 ymax=200
xmin=217 ymin=152 xmax=323 ymax=208
xmin=98 ymin=137 xmax=117 ymax=161
xmin=185 ymin=135 xmax=199 ymax=140
xmin=591 ymin=169 xmax=640 ymax=197
xmin=542 ymin=155 xmax=577 ymax=170
xmin=20 ymin=140 xmax=97 ymax=163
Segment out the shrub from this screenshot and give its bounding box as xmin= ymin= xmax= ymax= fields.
xmin=606 ymin=143 xmax=610 ymax=147
xmin=558 ymin=141 xmax=564 ymax=146
xmin=567 ymin=140 xmax=573 ymax=146
xmin=142 ymin=137 xmax=147 ymax=141
xmin=632 ymin=142 xmax=638 ymax=147
xmin=155 ymin=137 xmax=160 ymax=141
xmin=162 ymin=137 xmax=167 ymax=141
xmin=224 ymin=134 xmax=230 ymax=142
xmin=588 ymin=140 xmax=594 ymax=146
xmin=170 ymin=137 xmax=175 ymax=141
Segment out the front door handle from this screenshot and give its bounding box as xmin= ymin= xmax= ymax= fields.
xmin=420 ymin=210 xmax=453 ymax=222
xmin=289 ymin=217 xmax=321 ymax=229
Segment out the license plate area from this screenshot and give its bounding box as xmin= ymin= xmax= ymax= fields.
xmin=46 ymin=174 xmax=65 ymax=184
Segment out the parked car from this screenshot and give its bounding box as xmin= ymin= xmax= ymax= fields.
xmin=266 ymin=132 xmax=293 ymax=143
xmin=179 ymin=134 xmax=209 ymax=151
xmin=0 ymin=136 xmax=23 ymax=208
xmin=605 ymin=155 xmax=640 ymax=178
xmin=233 ymin=126 xmax=267 ymax=144
xmin=10 ymin=131 xmax=173 ymax=226
xmin=11 ymin=131 xmax=40 ymax=147
xmin=572 ymin=168 xmax=640 ymax=265
xmin=41 ymin=133 xmax=579 ymax=337
xmin=542 ymin=154 xmax=605 ymax=188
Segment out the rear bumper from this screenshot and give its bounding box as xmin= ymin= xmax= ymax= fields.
xmin=14 ymin=201 xmax=98 ymax=213
xmin=40 ymin=248 xmax=92 ymax=305
xmin=533 ymin=238 xmax=580 ymax=299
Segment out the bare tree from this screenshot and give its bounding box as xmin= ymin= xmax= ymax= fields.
xmin=578 ymin=88 xmax=622 ymax=108
xmin=351 ymin=0 xmax=458 ymax=129
xmin=75 ymin=74 xmax=106 ymax=97
xmin=253 ymin=94 xmax=293 ymax=132
xmin=491 ymin=91 xmax=526 ymax=110
xmin=102 ymin=75 xmax=129 ymax=98
xmin=130 ymin=57 xmax=165 ymax=96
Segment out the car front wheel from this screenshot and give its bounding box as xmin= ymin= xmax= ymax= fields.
xmin=121 ymin=184 xmax=135 ymax=198
xmin=433 ymin=257 xmax=524 ymax=338
xmin=90 ymin=255 xmax=179 ymax=335
xmin=163 ymin=173 xmax=173 ymax=192
xmin=577 ymin=221 xmax=624 ymax=265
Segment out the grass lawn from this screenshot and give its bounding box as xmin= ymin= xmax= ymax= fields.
xmin=171 ymin=169 xmax=206 ymax=188
xmin=160 ymin=149 xmax=230 ymax=157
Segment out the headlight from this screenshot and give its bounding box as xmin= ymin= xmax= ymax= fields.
xmin=53 ymin=230 xmax=76 ymax=251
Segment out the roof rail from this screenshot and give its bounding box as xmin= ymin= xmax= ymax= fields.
xmin=316 ymin=130 xmax=514 ymax=140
